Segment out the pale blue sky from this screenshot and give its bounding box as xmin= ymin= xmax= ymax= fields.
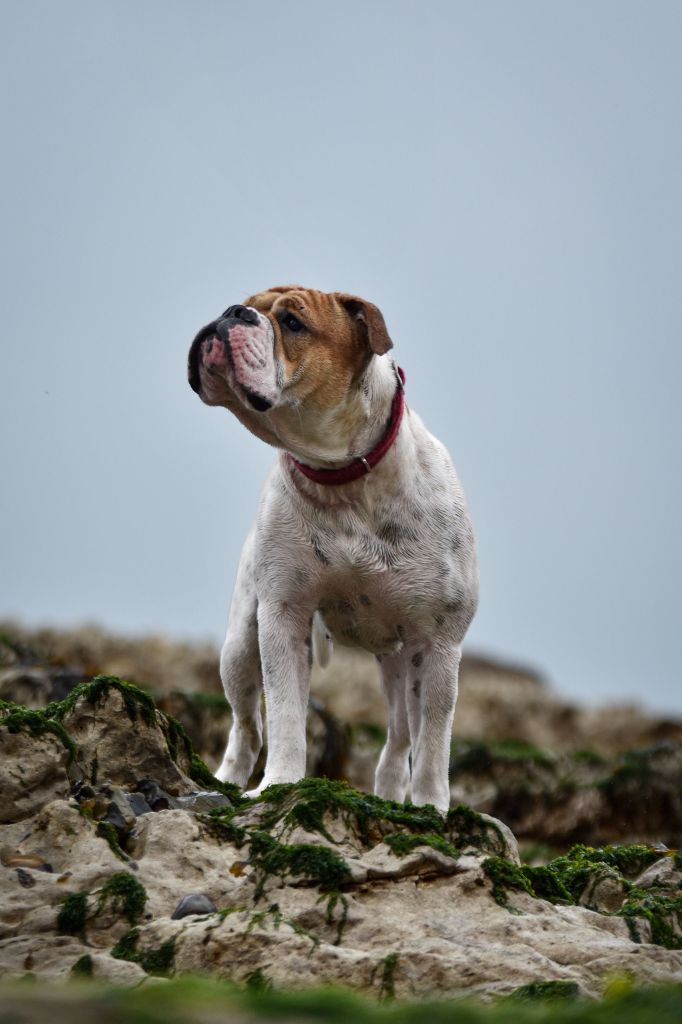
xmin=1 ymin=1 xmax=680 ymax=711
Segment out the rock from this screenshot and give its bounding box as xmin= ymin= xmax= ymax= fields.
xmin=0 ymin=724 xmax=71 ymax=824
xmin=1 ymin=653 xmax=682 ymax=999
xmin=134 ymin=780 xmax=181 ymax=811
xmin=176 ymin=791 xmax=233 ymax=813
xmin=635 ymin=856 xmax=682 ymax=890
xmin=128 ymin=793 xmax=153 ymax=816
xmin=59 ymin=682 xmax=196 ymax=797
xmin=447 ymin=738 xmax=682 ymax=849
xmin=4 ymin=621 xmax=681 ymax=760
xmin=171 ymin=894 xmax=217 ymax=919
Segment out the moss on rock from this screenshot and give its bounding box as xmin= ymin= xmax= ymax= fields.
xmin=97 ymin=872 xmax=147 ymax=924
xmin=483 ymin=843 xmax=682 ymax=950
xmin=0 ymin=703 xmax=77 ymax=762
xmin=508 ymin=979 xmax=580 ymax=1001
xmin=111 ymin=927 xmax=176 ymax=977
xmin=57 ymin=892 xmax=89 ymax=936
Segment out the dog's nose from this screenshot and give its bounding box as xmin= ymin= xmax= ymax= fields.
xmin=221 ymin=304 xmax=259 ymax=325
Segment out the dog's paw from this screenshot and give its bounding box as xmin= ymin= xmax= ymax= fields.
xmin=244 ymin=775 xmax=302 ymax=800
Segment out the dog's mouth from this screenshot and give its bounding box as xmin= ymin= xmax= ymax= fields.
xmin=188 ymin=322 xmax=274 ymax=413
xmin=243 ymin=390 xmax=272 ymax=412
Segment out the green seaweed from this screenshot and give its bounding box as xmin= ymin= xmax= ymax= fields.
xmin=57 ymin=892 xmax=89 ymax=936
xmin=45 ymin=675 xmax=157 ymax=727
xmin=539 ymin=844 xmax=662 ymax=902
xmin=111 ymin=927 xmax=140 ymax=961
xmin=187 ymin=750 xmax=242 ymax=803
xmin=0 ymin=703 xmax=77 ymax=763
xmin=97 ymin=872 xmax=147 ymax=924
xmin=520 ymin=864 xmax=572 ymax=904
xmin=323 ymin=890 xmax=349 ymax=946
xmin=483 ymin=857 xmax=534 ymax=909
xmin=483 ymin=844 xmax=682 ymax=950
xmin=141 ymin=938 xmax=176 ymax=977
xmin=245 ymin=968 xmax=272 ymax=992
xmin=248 ymin=830 xmax=350 ymax=898
xmin=96 ymin=821 xmax=127 ymax=861
xmin=69 ymin=954 xmax=94 ymax=979
xmin=256 ymin=777 xmax=446 ymax=846
xmin=377 ymin=952 xmax=399 ymax=1001
xmin=446 ymin=804 xmax=506 ymax=855
xmin=111 ymin=927 xmax=175 ymax=976
xmin=620 ymin=888 xmax=682 ymax=949
xmin=161 ymin=710 xmax=242 ymax=803
xmin=384 ymin=832 xmax=460 ymax=860
xmin=508 ymin=980 xmax=580 ymax=1001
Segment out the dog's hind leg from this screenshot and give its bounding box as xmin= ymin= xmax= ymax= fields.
xmin=214 ymin=531 xmax=263 ymax=787
xmin=374 ymin=653 xmax=411 ymax=803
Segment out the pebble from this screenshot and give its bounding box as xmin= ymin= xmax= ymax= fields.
xmin=176 ymin=791 xmax=233 ymax=813
xmin=135 ymin=779 xmax=181 ymax=811
xmin=171 ymin=894 xmax=217 ymax=920
xmin=4 ymin=854 xmax=53 ymax=872
xmin=128 ymin=792 xmax=153 ymax=816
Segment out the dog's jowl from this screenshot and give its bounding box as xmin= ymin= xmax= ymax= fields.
xmin=188 ymin=286 xmax=478 ymax=812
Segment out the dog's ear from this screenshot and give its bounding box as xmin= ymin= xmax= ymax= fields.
xmin=336 ymin=294 xmax=393 ymax=355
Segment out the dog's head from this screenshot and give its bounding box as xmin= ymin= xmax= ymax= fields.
xmin=188 ymin=286 xmax=393 ymax=430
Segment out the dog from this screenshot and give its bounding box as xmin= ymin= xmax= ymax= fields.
xmin=188 ymin=286 xmax=478 ymax=812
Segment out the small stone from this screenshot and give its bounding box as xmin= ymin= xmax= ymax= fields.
xmin=16 ymin=868 xmax=35 ymax=888
xmin=128 ymin=792 xmax=153 ymax=816
xmin=135 ymin=779 xmax=180 ymax=811
xmin=176 ymin=791 xmax=233 ymax=813
xmin=4 ymin=853 xmax=53 ymax=872
xmin=71 ymin=781 xmax=96 ymax=801
xmin=103 ymin=802 xmax=130 ymax=839
xmin=171 ymin=894 xmax=217 ymax=920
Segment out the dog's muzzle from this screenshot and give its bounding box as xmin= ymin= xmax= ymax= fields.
xmin=188 ymin=306 xmax=274 ymax=411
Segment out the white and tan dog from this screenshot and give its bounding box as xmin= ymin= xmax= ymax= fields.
xmin=188 ymin=286 xmax=478 ymax=812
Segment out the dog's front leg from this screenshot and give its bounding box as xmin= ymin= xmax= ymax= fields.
xmin=408 ymin=641 xmax=461 ymax=813
xmin=245 ymin=599 xmax=312 ymax=797
xmin=374 ymin=652 xmax=411 ymax=803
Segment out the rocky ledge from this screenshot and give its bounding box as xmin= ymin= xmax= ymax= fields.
xmin=1 ymin=676 xmax=681 ymax=999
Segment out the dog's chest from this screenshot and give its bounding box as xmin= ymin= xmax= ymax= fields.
xmin=305 ymin=510 xmax=473 ymax=654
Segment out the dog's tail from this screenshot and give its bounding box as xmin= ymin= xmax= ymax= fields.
xmin=311 ymin=610 xmax=333 ymax=669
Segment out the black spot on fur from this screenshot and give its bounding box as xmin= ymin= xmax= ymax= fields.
xmin=359 ymin=593 xmax=371 ymax=606
xmin=396 ymin=625 xmax=405 ymax=642
xmin=377 ymin=521 xmax=418 ymax=546
xmin=412 ymin=651 xmax=423 ymax=668
xmin=311 ymin=536 xmax=331 ymax=566
xmin=412 ymin=679 xmax=421 ymax=698
xmin=434 ymin=614 xmax=445 ymax=627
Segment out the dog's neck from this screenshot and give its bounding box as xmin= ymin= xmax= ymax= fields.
xmin=271 ymin=356 xmax=399 ymax=468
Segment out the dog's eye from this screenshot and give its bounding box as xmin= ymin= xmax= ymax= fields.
xmin=281 ymin=312 xmax=305 ymax=333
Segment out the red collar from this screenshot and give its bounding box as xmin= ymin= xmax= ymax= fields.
xmin=288 ymin=365 xmax=406 ymax=487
